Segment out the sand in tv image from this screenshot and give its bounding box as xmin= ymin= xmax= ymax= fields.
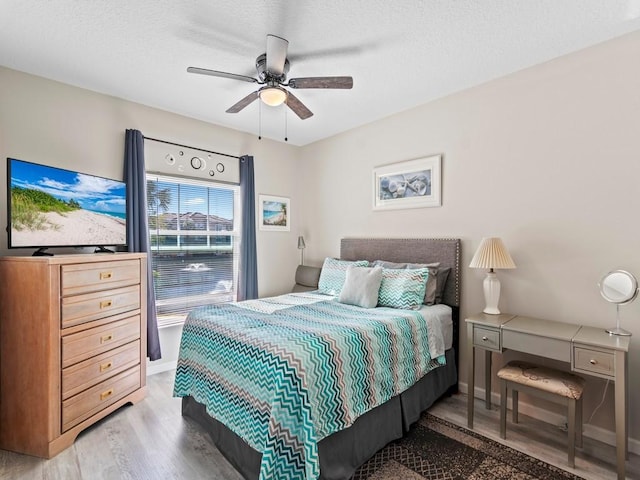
xmin=9 ymin=159 xmax=127 ymax=247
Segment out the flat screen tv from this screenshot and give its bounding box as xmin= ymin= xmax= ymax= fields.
xmin=7 ymin=158 xmax=127 ymax=254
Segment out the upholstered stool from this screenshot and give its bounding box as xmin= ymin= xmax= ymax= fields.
xmin=497 ymin=360 xmax=585 ymax=468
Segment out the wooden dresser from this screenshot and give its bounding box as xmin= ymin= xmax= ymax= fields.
xmin=0 ymin=253 xmax=147 ymax=458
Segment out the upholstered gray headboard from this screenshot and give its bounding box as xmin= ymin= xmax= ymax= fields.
xmin=340 ymin=237 xmax=461 ymax=308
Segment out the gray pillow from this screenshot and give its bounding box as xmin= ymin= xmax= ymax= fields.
xmin=338 ymin=265 xmax=383 ymax=308
xmin=372 ymin=260 xmax=440 ymax=305
xmin=434 ymin=267 xmax=451 ymax=304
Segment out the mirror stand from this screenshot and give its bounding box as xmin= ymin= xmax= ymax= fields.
xmin=606 ymin=304 xmax=632 ymax=336
xmin=599 ymin=270 xmax=637 ymax=337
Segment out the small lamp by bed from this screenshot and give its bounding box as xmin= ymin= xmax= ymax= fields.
xmin=469 ymin=237 xmax=516 ymax=315
xmin=298 ymin=236 xmax=306 ymax=265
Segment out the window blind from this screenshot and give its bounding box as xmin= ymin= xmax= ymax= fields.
xmin=146 ymin=173 xmax=240 ymax=326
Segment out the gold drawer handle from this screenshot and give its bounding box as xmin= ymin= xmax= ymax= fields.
xmin=100 ymin=300 xmax=113 ymax=309
xmin=100 ymin=361 xmax=113 ymax=372
xmin=101 ymin=334 xmax=114 ymax=344
xmin=100 ymin=389 xmax=114 ymax=401
xmin=100 ymin=271 xmax=113 ymax=280
xmin=589 ymin=359 xmax=598 ymax=365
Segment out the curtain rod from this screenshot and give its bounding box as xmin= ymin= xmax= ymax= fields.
xmin=143 ymin=136 xmax=241 ymax=160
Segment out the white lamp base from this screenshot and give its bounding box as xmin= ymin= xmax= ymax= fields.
xmin=482 ymin=271 xmax=502 ymax=315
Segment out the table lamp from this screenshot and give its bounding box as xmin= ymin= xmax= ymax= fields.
xmin=297 ymin=236 xmax=306 ymax=265
xmin=469 ymin=237 xmax=516 ymax=314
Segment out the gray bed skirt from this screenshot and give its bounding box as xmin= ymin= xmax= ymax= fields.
xmin=181 ymin=348 xmax=457 ymax=480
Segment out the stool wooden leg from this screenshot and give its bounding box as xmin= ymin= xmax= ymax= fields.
xmin=576 ymin=397 xmax=583 ymax=449
xmin=512 ymin=389 xmax=519 ymax=423
xmin=500 ymin=379 xmax=507 ymax=439
xmin=568 ymin=399 xmax=576 ymax=468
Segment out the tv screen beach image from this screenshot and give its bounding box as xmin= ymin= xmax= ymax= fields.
xmin=9 ymin=159 xmax=127 ymax=248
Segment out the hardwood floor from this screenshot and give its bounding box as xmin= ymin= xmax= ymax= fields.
xmin=0 ymin=371 xmax=242 ymax=480
xmin=1 ymin=371 xmax=638 ymax=479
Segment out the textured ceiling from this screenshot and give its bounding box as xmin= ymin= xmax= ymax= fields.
xmin=1 ymin=1 xmax=640 ymax=146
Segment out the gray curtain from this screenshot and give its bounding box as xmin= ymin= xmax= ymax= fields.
xmin=237 ymin=155 xmax=258 ymax=301
xmin=124 ymin=129 xmax=161 ymax=360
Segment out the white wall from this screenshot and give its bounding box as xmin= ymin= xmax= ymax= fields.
xmin=299 ymin=30 xmax=640 ymax=443
xmin=0 ymin=66 xmax=303 ymax=372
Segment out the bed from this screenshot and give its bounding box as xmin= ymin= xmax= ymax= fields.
xmin=175 ymin=237 xmax=461 ymax=480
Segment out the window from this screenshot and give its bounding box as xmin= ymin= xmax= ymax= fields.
xmin=146 ymin=174 xmax=240 ymax=327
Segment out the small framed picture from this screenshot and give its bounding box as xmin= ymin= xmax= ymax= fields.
xmin=373 ymin=154 xmax=442 ymax=210
xmin=258 ymin=194 xmax=290 ymax=231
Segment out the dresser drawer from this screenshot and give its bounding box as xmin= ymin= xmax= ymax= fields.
xmin=573 ymin=346 xmax=615 ymax=378
xmin=62 ymin=259 xmax=140 ymax=296
xmin=61 ymin=285 xmax=140 ymax=328
xmin=473 ymin=326 xmax=501 ymax=352
xmin=62 ymin=315 xmax=141 ymax=368
xmin=62 ymin=365 xmax=141 ymax=432
xmin=62 ymin=340 xmax=140 ymax=400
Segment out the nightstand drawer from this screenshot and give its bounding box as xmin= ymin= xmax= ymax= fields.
xmin=473 ymin=326 xmax=501 ymax=351
xmin=573 ymin=346 xmax=615 ymax=378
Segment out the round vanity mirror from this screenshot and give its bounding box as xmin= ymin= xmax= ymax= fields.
xmin=598 ymin=270 xmax=638 ymax=336
xmin=599 ymin=270 xmax=638 ymax=304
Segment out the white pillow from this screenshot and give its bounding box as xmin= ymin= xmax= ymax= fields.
xmin=338 ymin=265 xmax=383 ymax=308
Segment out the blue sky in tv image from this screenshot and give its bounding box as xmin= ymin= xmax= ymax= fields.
xmin=10 ymin=158 xmax=126 ymax=217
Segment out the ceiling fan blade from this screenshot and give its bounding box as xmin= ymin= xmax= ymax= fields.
xmin=285 ymin=90 xmax=313 ymax=120
xmin=187 ymin=67 xmax=258 ymax=83
xmin=266 ymin=34 xmax=289 ymax=76
xmin=226 ymin=91 xmax=260 ymax=113
xmin=288 ymin=76 xmax=353 ymax=89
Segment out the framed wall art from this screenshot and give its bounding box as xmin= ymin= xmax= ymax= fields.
xmin=373 ymin=154 xmax=442 ymax=210
xmin=258 ymin=194 xmax=290 ymax=231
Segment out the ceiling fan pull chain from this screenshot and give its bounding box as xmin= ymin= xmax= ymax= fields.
xmin=284 ymin=105 xmax=288 ymax=142
xmin=258 ymin=100 xmax=262 ymax=140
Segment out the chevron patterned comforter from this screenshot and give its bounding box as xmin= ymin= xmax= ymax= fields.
xmin=173 ymin=292 xmax=446 ymax=480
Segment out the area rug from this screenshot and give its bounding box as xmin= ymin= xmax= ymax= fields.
xmin=352 ymin=413 xmax=584 ymax=480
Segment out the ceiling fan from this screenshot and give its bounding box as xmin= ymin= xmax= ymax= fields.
xmin=187 ymin=34 xmax=353 ymax=120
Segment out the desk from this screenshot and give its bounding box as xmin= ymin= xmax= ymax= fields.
xmin=466 ymin=313 xmax=630 ymax=480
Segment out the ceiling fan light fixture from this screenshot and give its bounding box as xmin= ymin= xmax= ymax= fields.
xmin=259 ymin=86 xmax=287 ymax=107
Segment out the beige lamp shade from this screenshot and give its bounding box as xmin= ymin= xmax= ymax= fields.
xmin=470 ymin=237 xmax=516 ymax=314
xmin=469 ymin=237 xmax=516 ymax=270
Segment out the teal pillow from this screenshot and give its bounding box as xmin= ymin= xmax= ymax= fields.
xmin=318 ymin=258 xmax=369 ymax=295
xmin=377 ymin=267 xmax=429 ymax=310
xmin=372 ymin=260 xmax=440 ymax=305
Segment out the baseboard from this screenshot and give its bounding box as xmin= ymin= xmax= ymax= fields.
xmin=147 ymin=360 xmax=177 ymax=376
xmin=459 ymin=381 xmax=639 ymax=456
